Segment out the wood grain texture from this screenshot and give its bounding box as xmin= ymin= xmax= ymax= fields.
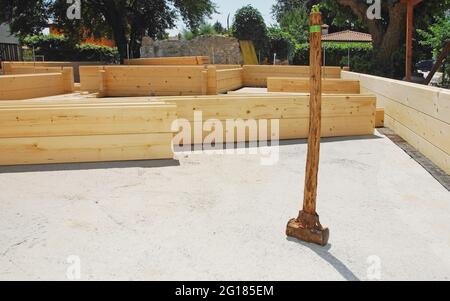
xmin=124 ymin=56 xmax=210 ymax=65
xmin=303 ymin=11 xmax=322 ymax=215
xmin=0 ymin=133 xmax=174 ymax=165
xmin=243 ymin=65 xmax=341 ymax=87
xmin=342 ymin=70 xmax=449 ymax=174
xmin=0 ymin=73 xmax=69 ymax=100
xmin=268 ymin=77 xmax=360 ymax=94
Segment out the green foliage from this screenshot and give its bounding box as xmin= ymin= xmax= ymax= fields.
xmin=418 ymin=15 xmax=450 ymax=57
xmin=322 ymin=42 xmax=373 ymax=51
xmin=182 ymin=29 xmax=195 ymax=41
xmin=293 ymin=42 xmax=373 ymax=69
xmin=22 ymin=34 xmax=119 ymax=62
xmin=198 ymin=23 xmax=217 ymax=36
xmin=0 ymin=0 xmax=217 ymax=61
xmin=181 ymin=22 xmax=219 ymax=40
xmin=278 ymin=7 xmax=309 ymax=43
xmin=267 ymin=27 xmax=295 ymax=61
xmin=0 ymin=0 xmax=49 ymax=35
xmin=213 ymin=21 xmax=225 ymax=34
xmin=311 ymin=4 xmax=322 ymax=13
xmin=232 ymin=5 xmax=268 ymax=53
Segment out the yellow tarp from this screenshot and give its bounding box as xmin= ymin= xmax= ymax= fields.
xmin=239 ymin=40 xmax=259 ymax=65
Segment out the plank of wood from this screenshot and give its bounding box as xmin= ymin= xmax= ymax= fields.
xmin=0 ymin=133 xmax=174 ymax=165
xmin=124 ymin=56 xmax=210 ymax=65
xmin=79 ymin=66 xmax=105 ymax=92
xmin=385 ymin=115 xmax=449 ymax=174
xmin=216 ymin=68 xmax=244 ymax=93
xmin=207 ymin=66 xmax=218 ymax=95
xmin=342 ymin=70 xmax=450 ymax=173
xmin=0 ymin=73 xmax=66 ymax=100
xmin=376 ymin=108 xmax=385 ymax=128
xmin=173 ymin=95 xmax=376 ymax=121
xmin=0 ymin=104 xmax=177 ymax=138
xmin=175 ymin=115 xmax=374 ymax=144
xmin=268 ymin=77 xmax=360 ymax=94
xmin=342 ymin=71 xmax=450 ymax=123
xmin=243 ymin=65 xmax=341 ymax=87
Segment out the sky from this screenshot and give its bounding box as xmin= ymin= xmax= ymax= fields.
xmin=168 ymin=0 xmax=278 ymax=36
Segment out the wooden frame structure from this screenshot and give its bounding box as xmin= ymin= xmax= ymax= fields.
xmin=343 ymin=70 xmax=449 ymax=174
xmin=0 ymin=56 xmax=377 ymax=167
xmin=0 ymin=69 xmax=74 ymax=100
xmin=79 ymin=64 xmax=344 ymax=96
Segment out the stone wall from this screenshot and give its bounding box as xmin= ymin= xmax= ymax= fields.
xmin=140 ymin=35 xmax=243 ymax=64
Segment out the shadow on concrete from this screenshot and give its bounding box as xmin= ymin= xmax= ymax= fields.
xmin=286 ymin=237 xmax=360 ymax=281
xmin=0 ymin=159 xmax=180 ymax=174
xmin=279 ymin=134 xmax=383 ymax=147
xmin=174 ymin=135 xmax=382 ymax=152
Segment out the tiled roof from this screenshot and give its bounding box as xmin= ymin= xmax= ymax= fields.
xmin=322 ymin=30 xmax=372 ymax=42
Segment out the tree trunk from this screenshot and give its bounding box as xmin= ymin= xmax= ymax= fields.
xmin=336 ymin=0 xmax=407 ymax=76
xmin=129 ymin=26 xmax=144 ymax=59
xmin=102 ymin=1 xmax=129 ymax=63
xmin=376 ymin=4 xmax=407 ymax=76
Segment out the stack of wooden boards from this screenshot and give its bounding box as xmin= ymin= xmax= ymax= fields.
xmin=266 ymin=76 xmax=384 ymax=128
xmin=78 ymin=65 xmax=344 ymax=96
xmin=0 ymin=99 xmax=176 ymax=165
xmin=0 ymin=94 xmax=376 ymax=165
xmin=1 ymin=61 xmax=103 ymax=82
xmin=124 ymin=56 xmax=210 ymax=65
xmin=0 ymin=68 xmax=74 ymax=100
xmin=267 ymin=77 xmax=360 ymax=94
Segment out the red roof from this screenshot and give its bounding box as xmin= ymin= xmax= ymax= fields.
xmin=322 ymin=30 xmax=372 ymax=43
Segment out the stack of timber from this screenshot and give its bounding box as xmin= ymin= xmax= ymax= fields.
xmin=1 ymin=61 xmax=103 ymax=82
xmin=206 ymin=66 xmax=243 ymax=94
xmin=162 ymin=94 xmax=377 ymax=143
xmin=242 ymin=65 xmax=342 ymax=87
xmin=80 ymin=65 xmax=208 ymax=96
xmin=0 ymin=69 xmax=74 ymax=100
xmin=0 ymin=99 xmax=176 ymax=165
xmin=80 ymin=65 xmax=245 ymax=96
xmin=267 ymin=77 xmax=360 ymax=94
xmin=343 ymin=70 xmax=450 ymax=173
xmin=124 ymin=56 xmax=210 ymax=65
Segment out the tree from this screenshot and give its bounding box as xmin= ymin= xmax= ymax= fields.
xmin=272 ymin=0 xmax=450 ymax=77
xmin=232 ymin=5 xmax=268 ymax=53
xmin=329 ymin=0 xmax=450 ymax=76
xmin=0 ymin=0 xmax=216 ymax=62
xmin=418 ymin=15 xmax=450 ymax=58
xmin=213 ymin=21 xmax=225 ymax=34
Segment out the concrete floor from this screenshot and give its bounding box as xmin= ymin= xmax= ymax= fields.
xmin=0 ymin=130 xmax=449 ymax=281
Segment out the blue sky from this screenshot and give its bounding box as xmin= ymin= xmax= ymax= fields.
xmin=169 ymin=0 xmax=278 ymax=36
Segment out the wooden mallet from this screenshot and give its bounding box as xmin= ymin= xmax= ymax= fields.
xmin=286 ymin=10 xmax=329 ymax=246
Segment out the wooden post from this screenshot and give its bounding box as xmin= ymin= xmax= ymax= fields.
xmin=286 ymin=11 xmax=329 ymax=246
xmin=402 ymin=0 xmax=422 ymax=82
xmin=405 ymin=1 xmax=413 ymax=81
xmin=62 ymin=67 xmax=75 ymax=93
xmin=206 ymin=66 xmax=218 ymax=95
xmin=98 ymin=70 xmax=107 ymax=98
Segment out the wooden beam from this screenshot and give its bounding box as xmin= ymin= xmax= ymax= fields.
xmin=401 ymin=0 xmax=422 ymax=81
xmin=267 ymin=77 xmax=360 ymax=94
